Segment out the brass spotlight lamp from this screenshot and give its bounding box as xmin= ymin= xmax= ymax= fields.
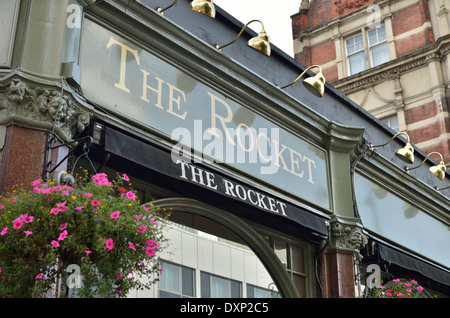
xmin=216 ymin=20 xmax=271 ymax=56
xmin=280 ymin=65 xmax=326 ymax=97
xmin=157 ymin=0 xmax=216 ymax=17
xmin=188 ymin=0 xmax=215 ymax=18
xmin=369 ymin=132 xmax=414 ymax=165
xmin=405 ymin=151 xmax=447 ymax=181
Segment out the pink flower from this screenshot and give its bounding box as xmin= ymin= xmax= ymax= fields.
xmin=406 ymin=288 xmax=412 ymax=293
xmin=57 ymin=201 xmax=67 ymax=208
xmin=385 ymin=292 xmax=392 ymax=296
xmin=1 ymin=227 xmax=7 ymax=236
xmin=396 ymin=293 xmax=404 ymax=297
xmin=120 ymin=191 xmax=136 ymax=200
xmin=24 ymin=231 xmax=33 ymax=236
xmin=31 ymin=178 xmax=42 ymax=187
xmin=393 ymin=278 xmax=400 ymax=282
xmin=122 ymin=173 xmax=130 ymax=182
xmin=22 ymin=213 xmax=34 ymax=223
xmin=417 ymin=286 xmax=424 ymax=290
xmin=75 ymin=206 xmax=84 ymax=211
xmin=150 ymin=218 xmax=157 ymax=225
xmin=110 ymin=211 xmax=120 ymax=219
xmin=91 ymin=199 xmax=101 ymax=206
xmin=59 ymin=222 xmax=68 ymax=230
xmin=35 ymin=273 xmax=44 ymax=279
xmin=116 ymin=272 xmax=123 ymax=280
xmin=145 ymin=240 xmax=159 ymax=249
xmin=145 ymin=247 xmax=155 ymax=257
xmin=58 ymin=230 xmax=68 ymax=241
xmin=13 ymin=219 xmax=23 ymax=230
xmin=129 ymin=241 xmax=136 ymax=251
xmin=51 ymin=240 xmax=60 ymax=248
xmin=92 ymin=173 xmax=112 ymax=186
xmin=137 ymin=225 xmax=147 ymax=233
xmin=106 ymin=238 xmax=114 ymax=250
xmin=50 ymin=207 xmax=61 ymax=215
xmin=83 ymin=192 xmax=93 ymax=198
xmin=0 ymin=205 xmax=5 ymax=209
xmin=84 ymin=250 xmax=92 ymax=255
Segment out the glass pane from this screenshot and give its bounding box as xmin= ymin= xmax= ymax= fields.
xmin=255 ymin=288 xmax=271 ymax=298
xmin=274 ymin=240 xmax=288 ymax=268
xmin=230 ymin=280 xmax=242 ymax=298
xmin=382 ymin=116 xmax=399 ymax=132
xmin=160 ymin=263 xmax=180 ymax=292
xmin=346 ymin=34 xmax=364 ymax=54
xmin=182 ymin=267 xmax=195 ymax=297
xmin=201 ymin=272 xmax=211 ymax=298
xmin=293 ymin=275 xmax=306 ymax=297
xmin=371 ymin=42 xmax=389 ymax=66
xmin=349 ymin=52 xmax=366 ymax=75
xmin=211 ymin=276 xmax=229 ymax=298
xmin=159 ymin=290 xmax=181 ymax=298
xmin=368 ymin=24 xmax=386 ymax=46
xmin=291 ymin=245 xmax=304 ymax=273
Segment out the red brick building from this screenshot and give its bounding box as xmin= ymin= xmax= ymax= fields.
xmin=292 ymin=0 xmax=450 ymax=164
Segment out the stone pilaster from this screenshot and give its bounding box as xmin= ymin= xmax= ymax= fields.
xmin=0 ymin=73 xmax=92 ymax=192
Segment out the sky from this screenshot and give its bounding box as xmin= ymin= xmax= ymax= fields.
xmin=213 ymin=0 xmax=301 ymax=57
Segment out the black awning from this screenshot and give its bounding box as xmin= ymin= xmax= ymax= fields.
xmin=102 ymin=125 xmax=329 ymax=237
xmin=376 ymin=240 xmax=450 ymax=287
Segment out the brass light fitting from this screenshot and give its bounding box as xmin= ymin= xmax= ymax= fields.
xmin=280 ymin=65 xmax=326 ymax=97
xmin=157 ymin=0 xmax=178 ymax=14
xmin=216 ymin=20 xmax=271 ymax=56
xmin=157 ymin=0 xmax=215 ymax=17
xmin=369 ymin=132 xmax=414 ymax=165
xmin=405 ymin=151 xmax=447 ymax=181
xmin=188 ymin=0 xmax=216 ymax=18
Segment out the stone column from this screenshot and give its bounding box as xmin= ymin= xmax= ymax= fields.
xmin=20 ymin=0 xmax=69 ymax=77
xmin=317 ymin=125 xmax=368 ymax=298
xmin=0 ymin=1 xmax=91 ymax=193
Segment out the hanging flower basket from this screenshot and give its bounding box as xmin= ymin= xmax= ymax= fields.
xmin=0 ymin=171 xmax=169 ymax=298
xmin=364 ymin=278 xmax=432 ymax=298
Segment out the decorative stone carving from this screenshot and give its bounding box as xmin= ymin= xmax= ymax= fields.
xmin=0 ymin=77 xmax=91 ymax=141
xmin=329 ymin=221 xmax=368 ymax=260
xmin=334 ymin=0 xmax=371 ymax=15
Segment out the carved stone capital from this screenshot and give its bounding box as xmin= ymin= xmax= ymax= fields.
xmin=0 ymin=74 xmax=91 ymax=142
xmin=328 ymin=219 xmax=368 ymax=260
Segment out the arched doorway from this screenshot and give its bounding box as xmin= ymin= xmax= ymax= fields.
xmin=148 ymin=197 xmax=300 ymax=298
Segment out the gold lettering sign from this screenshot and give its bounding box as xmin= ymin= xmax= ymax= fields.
xmin=79 ymin=20 xmax=330 ymax=209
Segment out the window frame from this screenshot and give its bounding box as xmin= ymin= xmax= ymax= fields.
xmin=344 ymin=23 xmax=390 ymax=76
xmin=159 ymin=261 xmax=196 ymax=298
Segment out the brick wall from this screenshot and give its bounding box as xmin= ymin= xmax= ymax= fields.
xmin=392 ymin=0 xmax=434 ymax=57
xmin=292 ymin=0 xmax=376 ymax=35
xmin=405 ymin=99 xmax=450 ymax=162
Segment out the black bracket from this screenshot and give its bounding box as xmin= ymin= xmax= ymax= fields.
xmin=44 ymin=135 xmax=93 ymax=181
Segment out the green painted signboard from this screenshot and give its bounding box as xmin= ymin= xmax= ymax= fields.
xmin=79 ymin=19 xmax=330 ymax=209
